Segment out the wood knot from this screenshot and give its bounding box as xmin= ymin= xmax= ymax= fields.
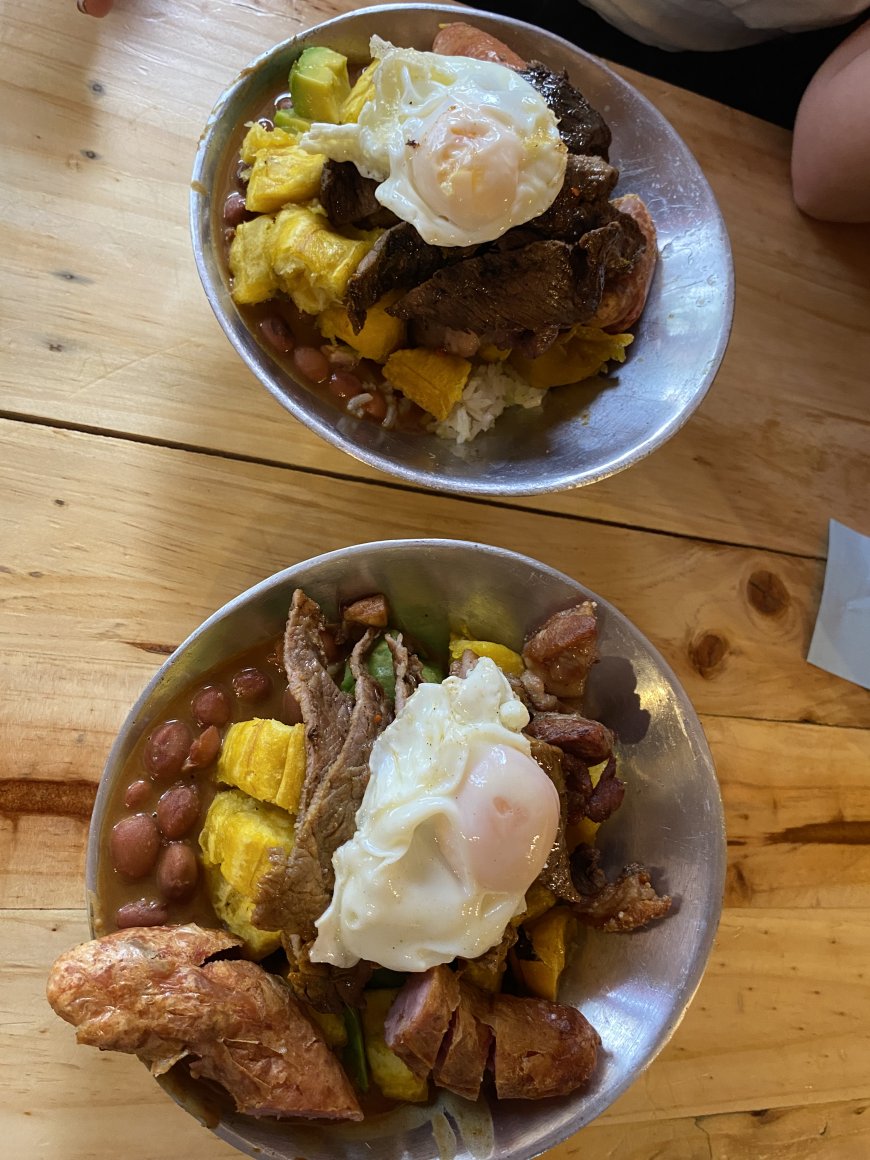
xmin=689 ymin=631 xmax=729 ymax=678
xmin=747 ymin=570 xmax=790 ymax=616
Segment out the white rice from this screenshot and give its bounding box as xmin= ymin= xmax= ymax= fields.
xmin=431 ymin=363 xmax=544 ymax=444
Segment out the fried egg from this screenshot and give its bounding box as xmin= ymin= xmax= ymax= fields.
xmin=300 ymin=37 xmax=567 ymax=247
xmin=310 ymin=657 xmax=561 ymax=972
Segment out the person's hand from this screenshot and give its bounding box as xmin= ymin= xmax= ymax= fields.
xmin=78 ymin=0 xmax=116 ymax=15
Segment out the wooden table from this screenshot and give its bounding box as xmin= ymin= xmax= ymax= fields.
xmin=3 ymin=1 xmax=870 ymax=1156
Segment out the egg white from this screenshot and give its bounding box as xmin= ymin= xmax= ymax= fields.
xmin=299 ymin=37 xmax=567 ymax=247
xmin=310 ymin=657 xmax=559 ymax=972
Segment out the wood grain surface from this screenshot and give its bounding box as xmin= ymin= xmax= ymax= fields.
xmin=1 ymin=1 xmax=869 ymax=1158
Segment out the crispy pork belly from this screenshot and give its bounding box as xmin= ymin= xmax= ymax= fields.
xmin=522 ymin=601 xmax=600 ymax=700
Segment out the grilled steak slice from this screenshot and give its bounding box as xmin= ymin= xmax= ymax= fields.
xmin=523 ymin=601 xmax=599 ymax=700
xmin=522 ymin=154 xmax=619 ymax=241
xmin=385 ymin=632 xmax=423 ymax=715
xmin=432 ymin=985 xmax=494 ymax=1101
xmin=384 ymin=964 xmax=461 ymax=1078
xmin=320 ymin=159 xmax=399 ymax=230
xmin=482 ymin=993 xmax=601 ymax=1099
xmin=345 ymin=223 xmax=473 ymax=332
xmin=283 ymin=933 xmax=372 ymax=1014
xmin=529 ymin=738 xmax=581 ymax=903
xmin=283 ymin=589 xmax=354 ymax=818
xmin=571 ymin=845 xmax=672 ymax=931
xmin=254 ymin=629 xmax=389 ymax=936
xmin=47 ymin=925 xmax=363 ymax=1121
xmin=389 ymin=226 xmax=622 ymax=354
xmin=518 ymin=62 xmax=612 ymax=160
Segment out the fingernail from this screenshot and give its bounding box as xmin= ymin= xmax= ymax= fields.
xmin=78 ymin=0 xmax=90 ymax=12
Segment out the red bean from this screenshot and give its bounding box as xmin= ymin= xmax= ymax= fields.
xmin=282 ymin=687 xmax=303 ymax=725
xmin=124 ymin=779 xmax=151 ymax=810
xmin=232 ymin=666 xmax=271 ymax=702
xmin=186 ymin=725 xmax=221 ymax=769
xmin=157 ymin=843 xmax=199 ymax=902
xmin=257 ymin=117 xmax=274 ymax=131
xmin=156 ymin=783 xmax=200 ymax=839
xmin=115 ymin=899 xmax=169 ymax=929
xmin=110 ymin=814 xmax=160 ymax=879
xmin=223 ymin=191 xmax=247 ymax=227
xmin=293 ymin=345 xmax=330 ymax=383
xmin=143 ymin=720 xmax=192 ymax=780
xmin=191 ymin=685 xmax=231 ymax=727
xmin=363 ymin=389 xmax=388 ymax=421
xmin=259 ymin=315 xmax=295 ymax=355
xmin=327 ymin=369 xmax=364 ymax=401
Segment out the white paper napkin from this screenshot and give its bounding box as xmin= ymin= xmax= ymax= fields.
xmin=807 ymin=519 xmax=870 ymax=691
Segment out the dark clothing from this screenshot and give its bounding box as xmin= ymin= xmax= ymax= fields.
xmin=472 ymin=1 xmax=868 ymax=127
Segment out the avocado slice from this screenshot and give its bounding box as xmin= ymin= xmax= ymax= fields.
xmin=289 ymin=46 xmax=351 ymax=124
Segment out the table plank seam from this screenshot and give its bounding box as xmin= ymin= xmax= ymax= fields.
xmin=0 ymin=411 xmax=830 ymax=562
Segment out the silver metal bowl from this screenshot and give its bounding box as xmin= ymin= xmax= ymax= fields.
xmin=88 ymin=539 xmax=726 ymax=1160
xmin=190 ymin=4 xmax=733 ymax=497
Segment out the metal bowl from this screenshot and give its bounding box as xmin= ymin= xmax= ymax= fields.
xmin=190 ymin=4 xmax=733 ymax=497
xmin=88 ymin=539 xmax=725 ymax=1160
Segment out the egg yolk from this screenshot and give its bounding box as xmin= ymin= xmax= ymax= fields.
xmin=440 ymin=742 xmax=561 ymax=895
xmin=409 ymin=102 xmax=524 ymax=233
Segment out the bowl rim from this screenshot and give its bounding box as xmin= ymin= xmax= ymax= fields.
xmin=189 ymin=3 xmax=735 ymax=498
xmin=86 ymin=538 xmax=726 ymax=1158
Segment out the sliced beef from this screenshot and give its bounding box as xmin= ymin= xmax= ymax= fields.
xmin=388 ymin=227 xmax=622 ymax=355
xmin=46 ymin=925 xmax=362 ymax=1121
xmin=525 ymin=712 xmax=614 ymax=763
xmin=571 ymin=845 xmax=672 ymax=932
xmin=385 ymin=632 xmax=423 ymax=715
xmin=283 ymin=933 xmax=372 ymax=1014
xmin=384 ymin=964 xmax=461 ymax=1078
xmin=529 ymin=738 xmax=581 ymax=903
xmin=518 ymin=62 xmax=612 ymax=160
xmin=254 ymin=629 xmax=389 ymax=936
xmin=521 ymin=154 xmax=619 ymax=242
xmin=432 ymin=985 xmax=494 ymax=1101
xmin=523 ymin=601 xmax=599 ymax=700
xmin=450 ymin=648 xmax=480 ymax=679
xmin=283 ymin=588 xmax=354 ymax=818
xmin=456 ymin=924 xmax=517 ymax=993
xmin=482 ymin=993 xmax=600 ymax=1099
xmin=345 ymin=223 xmax=473 ymax=332
xmin=320 ymin=159 xmax=399 ymax=230
xmin=432 ymin=22 xmax=526 ymax=69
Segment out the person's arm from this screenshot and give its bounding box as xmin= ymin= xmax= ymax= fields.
xmin=791 ymin=19 xmax=870 ymax=223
